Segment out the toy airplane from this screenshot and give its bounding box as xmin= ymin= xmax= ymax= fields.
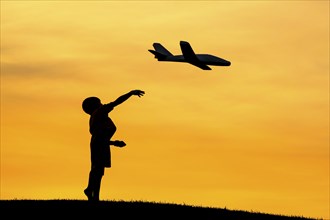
xmin=148 ymin=41 xmax=231 ymax=70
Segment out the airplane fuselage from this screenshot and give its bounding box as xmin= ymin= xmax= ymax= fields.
xmin=162 ymin=54 xmax=231 ymax=66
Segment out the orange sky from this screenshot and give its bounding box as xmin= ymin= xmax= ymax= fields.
xmin=1 ymin=1 xmax=329 ymax=219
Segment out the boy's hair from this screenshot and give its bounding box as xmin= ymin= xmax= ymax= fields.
xmin=82 ymin=96 xmax=101 ymax=115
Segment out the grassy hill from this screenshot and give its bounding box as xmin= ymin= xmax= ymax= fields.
xmin=0 ymin=199 xmax=319 ymax=220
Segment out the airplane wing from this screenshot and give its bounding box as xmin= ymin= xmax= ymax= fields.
xmin=180 ymin=41 xmax=199 ymax=62
xmin=180 ymin=41 xmax=212 ymax=70
xmin=191 ymin=63 xmax=212 ymax=70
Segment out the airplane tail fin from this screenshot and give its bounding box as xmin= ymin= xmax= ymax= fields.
xmin=153 ymin=43 xmax=173 ymax=56
xmin=148 ymin=43 xmax=173 ymax=61
xmin=148 ymin=49 xmax=167 ymax=60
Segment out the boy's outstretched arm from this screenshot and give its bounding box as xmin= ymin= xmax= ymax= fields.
xmin=111 ymin=90 xmax=145 ymax=107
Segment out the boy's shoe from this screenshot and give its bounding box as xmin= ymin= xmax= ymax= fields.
xmin=84 ymin=188 xmax=93 ymax=201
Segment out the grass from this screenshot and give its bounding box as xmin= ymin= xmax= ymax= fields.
xmin=0 ymin=199 xmax=320 ymax=220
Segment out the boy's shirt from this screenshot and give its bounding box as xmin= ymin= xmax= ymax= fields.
xmin=90 ymin=103 xmax=116 ymax=137
xmin=89 ymin=103 xmax=117 ymax=167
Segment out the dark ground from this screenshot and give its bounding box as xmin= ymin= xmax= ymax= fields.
xmin=0 ymin=200 xmax=319 ymax=220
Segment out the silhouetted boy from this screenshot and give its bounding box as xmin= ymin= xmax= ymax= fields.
xmin=82 ymin=89 xmax=145 ymax=201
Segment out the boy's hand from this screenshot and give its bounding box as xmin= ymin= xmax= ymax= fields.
xmin=113 ymin=140 xmax=126 ymax=147
xmin=131 ymin=90 xmax=145 ymax=97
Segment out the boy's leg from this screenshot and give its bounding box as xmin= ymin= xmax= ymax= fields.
xmin=84 ymin=169 xmax=94 ymax=201
xmin=85 ymin=166 xmax=104 ymax=201
xmin=93 ymin=167 xmax=105 ymax=201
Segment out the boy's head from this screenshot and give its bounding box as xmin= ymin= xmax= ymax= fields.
xmin=82 ymin=96 xmax=101 ymax=115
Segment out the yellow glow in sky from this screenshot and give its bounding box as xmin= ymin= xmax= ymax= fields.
xmin=1 ymin=1 xmax=329 ymax=219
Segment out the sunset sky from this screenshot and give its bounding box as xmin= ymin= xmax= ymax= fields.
xmin=1 ymin=1 xmax=329 ymax=219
